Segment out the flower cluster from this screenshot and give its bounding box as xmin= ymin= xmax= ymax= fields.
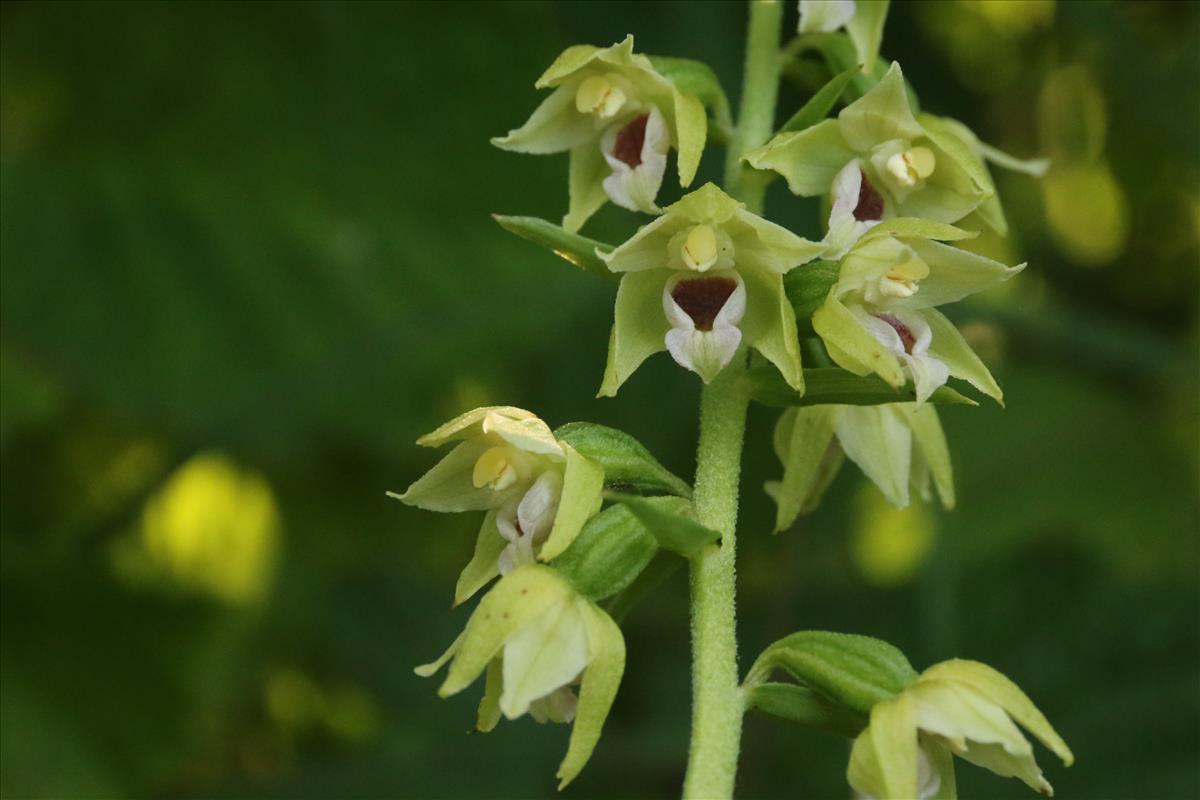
xmin=396 ymin=8 xmax=1070 ymax=796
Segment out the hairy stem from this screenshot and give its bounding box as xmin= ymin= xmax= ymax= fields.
xmin=683 ymin=3 xmax=784 ymax=798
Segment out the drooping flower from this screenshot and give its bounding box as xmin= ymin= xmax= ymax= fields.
xmin=492 ymin=35 xmax=707 ymax=232
xmin=416 ymin=564 xmax=626 ymax=789
xmin=797 ymin=0 xmax=891 ymax=73
xmin=392 ymin=407 xmax=603 ymax=605
xmin=848 ymin=659 xmax=1074 ymax=799
xmin=811 ymin=221 xmax=1023 ymax=405
xmin=597 ymin=183 xmax=826 ymax=395
xmin=766 ymin=401 xmax=953 ymax=531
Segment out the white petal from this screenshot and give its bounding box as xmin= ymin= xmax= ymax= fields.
xmin=500 ymin=598 xmax=590 ymax=719
xmin=799 ymin=0 xmax=857 ymax=33
xmin=825 ymin=161 xmax=883 ymax=258
xmin=517 ymin=470 xmax=564 ymax=545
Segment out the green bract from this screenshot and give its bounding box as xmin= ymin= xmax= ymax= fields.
xmin=746 ymin=63 xmax=994 ymax=255
xmin=597 ymin=182 xmax=825 ymax=395
xmin=492 ymin=35 xmax=708 ymax=232
xmin=390 ymin=407 xmax=603 ymax=605
xmin=848 ymin=659 xmax=1074 ymax=799
xmin=767 ymin=401 xmax=952 ymax=530
xmin=416 ymin=565 xmax=626 ymax=789
xmin=812 ymin=225 xmax=1023 ymax=405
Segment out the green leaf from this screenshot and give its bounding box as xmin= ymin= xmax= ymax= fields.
xmin=552 ymin=503 xmax=660 ymax=602
xmin=453 ymin=511 xmax=505 ymax=607
xmin=554 ymin=421 xmax=692 ymax=498
xmin=784 ymin=260 xmax=839 ymax=334
xmin=606 ymin=493 xmax=721 ymax=557
xmin=745 ymin=630 xmax=918 ymax=715
xmin=745 ymin=366 xmax=978 ymax=409
xmin=780 ymin=66 xmax=859 ymax=134
xmin=492 ymin=215 xmax=616 ymax=281
xmin=745 ymin=682 xmax=867 ymax=738
xmin=647 ymin=55 xmax=729 ymax=113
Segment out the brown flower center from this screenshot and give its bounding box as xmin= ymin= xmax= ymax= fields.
xmin=613 ymin=113 xmax=650 ymax=168
xmin=672 ymin=277 xmax=738 ymax=332
xmin=853 ymin=170 xmax=885 ymax=222
xmin=876 ymin=313 xmax=916 ymax=354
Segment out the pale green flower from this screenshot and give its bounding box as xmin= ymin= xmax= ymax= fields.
xmin=597 ymin=183 xmax=826 ymax=396
xmin=811 ymin=221 xmax=1023 ymax=404
xmin=747 ymin=63 xmax=993 ymax=253
xmin=492 ymin=35 xmax=708 ymax=232
xmin=392 ymin=407 xmax=603 ymax=605
xmin=798 ymin=0 xmax=891 ymax=72
xmin=767 ymin=401 xmax=953 ymax=531
xmin=848 ymin=659 xmax=1074 ymax=799
xmin=416 ymin=564 xmax=626 ymax=789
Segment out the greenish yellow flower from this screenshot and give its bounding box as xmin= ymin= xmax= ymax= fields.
xmin=848 ymin=659 xmax=1074 ymax=799
xmin=747 ymin=63 xmax=993 ymax=253
xmin=598 ymin=183 xmax=826 ymax=395
xmin=811 ymin=221 xmax=1022 ymax=404
xmin=767 ymin=401 xmax=952 ymax=531
xmin=392 ymin=407 xmax=603 ymax=605
xmin=492 ymin=35 xmax=708 ymax=232
xmin=416 ymin=564 xmax=626 ymax=789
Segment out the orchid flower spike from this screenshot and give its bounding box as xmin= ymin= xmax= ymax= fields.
xmin=391 ymin=407 xmax=603 ymax=605
xmin=766 ymin=401 xmax=953 ymax=531
xmin=597 ymin=182 xmax=826 ymax=395
xmin=810 ymin=220 xmax=1023 ymax=406
xmin=492 ymin=35 xmax=708 ymax=232
xmin=416 ymin=564 xmax=626 ymax=790
xmin=849 ymin=659 xmax=1074 ymax=799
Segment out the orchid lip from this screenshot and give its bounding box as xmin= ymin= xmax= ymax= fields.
xmin=671 ymin=276 xmax=739 ymax=331
xmin=613 ymin=113 xmax=649 ymax=168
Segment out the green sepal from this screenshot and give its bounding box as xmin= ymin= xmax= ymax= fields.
xmin=607 ymin=493 xmax=721 ymax=557
xmin=476 ymin=656 xmax=504 ymax=732
xmin=454 ymin=511 xmax=506 ymax=607
xmin=745 ymin=681 xmax=867 ymax=738
xmin=556 ymin=602 xmax=626 ymax=789
xmin=785 ymin=260 xmax=839 ymax=334
xmin=769 ymin=406 xmax=840 ymax=531
xmin=565 ymin=141 xmax=611 ymax=233
xmin=745 ymin=630 xmax=919 ymax=715
xmin=848 ymin=692 xmax=921 ymax=799
xmin=492 ymin=215 xmax=616 ymax=282
xmin=845 ymin=0 xmax=891 ymax=73
xmin=554 ymin=421 xmax=692 ymax=498
xmin=539 ymin=444 xmax=605 ymax=562
xmin=920 ymin=659 xmax=1075 ymax=768
xmin=921 ymin=308 xmax=1006 ymax=404
xmin=599 ymin=269 xmax=672 ymax=397
xmin=744 ymin=366 xmax=978 ymax=409
xmin=779 ymin=66 xmax=859 ymax=134
xmin=439 ymin=565 xmax=574 ymax=699
xmin=552 ymin=502 xmax=659 ymax=602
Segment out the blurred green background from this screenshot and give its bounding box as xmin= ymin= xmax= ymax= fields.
xmin=2 ymin=1 xmax=1197 ymax=798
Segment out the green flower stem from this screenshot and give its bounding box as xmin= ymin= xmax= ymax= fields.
xmin=683 ymin=3 xmax=784 ymax=799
